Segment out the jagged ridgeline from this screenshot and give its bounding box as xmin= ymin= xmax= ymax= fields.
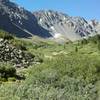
xmin=0 ymin=0 xmax=52 ymax=38
xmin=0 ymin=0 xmax=100 ymax=42
xmin=0 ymin=0 xmax=100 ymax=100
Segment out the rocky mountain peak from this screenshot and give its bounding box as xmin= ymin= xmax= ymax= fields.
xmin=33 ymin=10 xmax=96 ymax=41
xmin=90 ymin=20 xmax=99 ymax=27
xmin=0 ymin=0 xmax=52 ymax=38
xmin=0 ymin=0 xmax=99 ymax=42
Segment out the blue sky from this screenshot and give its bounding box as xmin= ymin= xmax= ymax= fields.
xmin=10 ymin=0 xmax=100 ymax=20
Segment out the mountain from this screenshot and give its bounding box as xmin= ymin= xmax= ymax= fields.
xmin=33 ymin=10 xmax=97 ymax=41
xmin=0 ymin=0 xmax=99 ymax=41
xmin=0 ymin=0 xmax=52 ymax=38
xmin=89 ymin=20 xmax=100 ymax=33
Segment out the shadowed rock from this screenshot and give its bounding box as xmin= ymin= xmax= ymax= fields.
xmin=0 ymin=0 xmax=52 ymax=38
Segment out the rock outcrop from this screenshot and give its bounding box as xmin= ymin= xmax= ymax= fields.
xmin=33 ymin=10 xmax=97 ymax=41
xmin=0 ymin=38 xmax=34 ymax=68
xmin=89 ymin=20 xmax=100 ymax=33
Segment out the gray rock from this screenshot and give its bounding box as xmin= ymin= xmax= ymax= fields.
xmin=0 ymin=38 xmax=34 ymax=68
xmin=33 ymin=10 xmax=97 ymax=41
xmin=0 ymin=0 xmax=51 ymax=38
xmin=0 ymin=0 xmax=99 ymax=42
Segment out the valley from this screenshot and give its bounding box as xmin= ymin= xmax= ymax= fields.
xmin=0 ymin=29 xmax=100 ymax=100
xmin=0 ymin=0 xmax=100 ymax=100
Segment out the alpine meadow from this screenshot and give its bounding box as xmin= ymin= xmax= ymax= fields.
xmin=0 ymin=0 xmax=100 ymax=100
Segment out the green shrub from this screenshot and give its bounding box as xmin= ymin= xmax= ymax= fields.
xmin=0 ymin=62 xmax=16 ymax=81
xmin=81 ymin=38 xmax=88 ymax=45
xmin=34 ymin=56 xmax=43 ymax=63
xmin=0 ymin=77 xmax=7 ymax=82
xmin=97 ymin=41 xmax=100 ymax=50
xmin=89 ymin=34 xmax=100 ymax=44
xmin=0 ymin=34 xmax=100 ymax=100
xmin=11 ymin=39 xmax=27 ymax=50
xmin=75 ymin=46 xmax=78 ymax=52
xmin=8 ymin=77 xmax=16 ymax=82
xmin=0 ymin=30 xmax=14 ymax=40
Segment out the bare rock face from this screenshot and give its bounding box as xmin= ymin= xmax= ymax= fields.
xmin=96 ymin=23 xmax=100 ymax=33
xmin=33 ymin=10 xmax=97 ymax=41
xmin=89 ymin=20 xmax=100 ymax=34
xmin=0 ymin=0 xmax=52 ymax=38
xmin=0 ymin=0 xmax=99 ymax=42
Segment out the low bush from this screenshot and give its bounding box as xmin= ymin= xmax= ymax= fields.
xmin=0 ymin=62 xmax=16 ymax=81
xmin=11 ymin=39 xmax=27 ymax=50
xmin=0 ymin=30 xmax=14 ymax=40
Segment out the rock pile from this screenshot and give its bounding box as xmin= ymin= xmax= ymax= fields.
xmin=0 ymin=38 xmax=34 ymax=68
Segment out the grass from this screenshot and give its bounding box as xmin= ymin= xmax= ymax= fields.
xmin=0 ymin=30 xmax=100 ymax=100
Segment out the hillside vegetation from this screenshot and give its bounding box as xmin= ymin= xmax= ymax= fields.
xmin=0 ymin=30 xmax=100 ymax=100
xmin=0 ymin=30 xmax=42 ymax=82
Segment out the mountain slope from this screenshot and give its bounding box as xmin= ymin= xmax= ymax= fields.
xmin=0 ymin=0 xmax=52 ymax=38
xmin=0 ymin=0 xmax=99 ymax=41
xmin=33 ymin=10 xmax=97 ymax=41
